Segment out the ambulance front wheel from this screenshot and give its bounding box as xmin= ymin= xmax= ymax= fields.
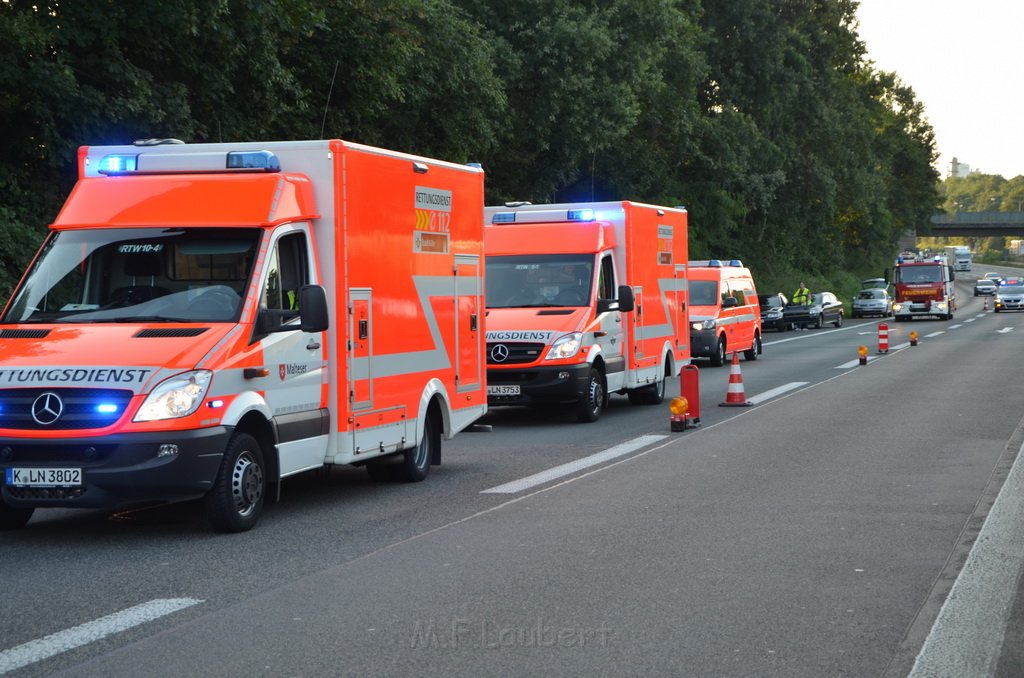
xmin=710 ymin=337 xmax=727 ymax=367
xmin=576 ymin=367 xmax=606 ymax=422
xmin=204 ymin=432 xmax=266 ymax=533
xmin=0 ymin=499 xmax=33 ymax=530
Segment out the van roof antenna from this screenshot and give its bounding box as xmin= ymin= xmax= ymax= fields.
xmin=320 ymin=60 xmax=340 ymax=140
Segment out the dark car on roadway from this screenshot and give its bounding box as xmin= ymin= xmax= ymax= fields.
xmin=758 ymin=292 xmax=790 ymax=331
xmin=974 ymin=279 xmax=997 ymax=296
xmin=783 ymin=291 xmax=844 ymax=329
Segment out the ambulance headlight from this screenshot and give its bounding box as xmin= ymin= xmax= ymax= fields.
xmin=545 ymin=333 xmax=582 ymax=360
xmin=691 ymin=319 xmax=715 ymax=331
xmin=134 ymin=370 xmax=213 ymax=421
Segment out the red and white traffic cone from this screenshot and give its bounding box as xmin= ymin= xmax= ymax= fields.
xmin=984 ymin=298 xmax=989 ymax=311
xmin=719 ymin=352 xmax=752 ymax=407
xmin=877 ymin=322 xmax=889 ymax=354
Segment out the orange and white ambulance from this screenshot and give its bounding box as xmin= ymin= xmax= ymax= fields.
xmin=484 ymin=201 xmax=689 ymax=422
xmin=0 ymin=139 xmax=486 ymax=531
xmin=687 ymin=260 xmax=762 ymax=366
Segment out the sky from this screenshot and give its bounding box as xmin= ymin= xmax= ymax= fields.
xmin=855 ymin=0 xmax=1024 ymax=179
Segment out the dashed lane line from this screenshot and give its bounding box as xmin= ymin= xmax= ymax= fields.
xmin=0 ymin=598 xmax=204 ymax=674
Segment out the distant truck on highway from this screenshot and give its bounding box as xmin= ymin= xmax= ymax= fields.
xmin=943 ymin=245 xmax=972 ymax=272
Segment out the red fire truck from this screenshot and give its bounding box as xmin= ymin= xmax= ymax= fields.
xmin=891 ymin=255 xmax=956 ymax=321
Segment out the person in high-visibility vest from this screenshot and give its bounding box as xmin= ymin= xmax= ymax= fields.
xmin=792 ymin=282 xmax=811 ymax=330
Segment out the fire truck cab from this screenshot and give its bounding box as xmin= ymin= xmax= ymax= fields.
xmin=891 ymin=254 xmax=956 ymax=321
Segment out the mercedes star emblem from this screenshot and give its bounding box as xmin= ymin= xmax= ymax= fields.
xmin=32 ymin=392 xmax=64 ymax=425
xmin=490 ymin=344 xmax=510 ymax=363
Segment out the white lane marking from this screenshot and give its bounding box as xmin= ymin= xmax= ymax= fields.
xmin=925 ymin=331 xmax=945 ymax=338
xmin=481 ymin=434 xmax=667 ymax=494
xmin=0 ymin=598 xmax=203 ymax=674
xmin=997 ymin=327 xmax=1014 ymax=334
xmin=949 ymin=324 xmax=963 ymax=329
xmin=836 ymin=357 xmax=875 ymax=369
xmin=762 ymin=322 xmax=863 ymax=345
xmin=975 ymin=313 xmax=988 ymax=319
xmin=747 ymin=382 xmax=808 ymax=403
xmin=909 ymin=436 xmax=1024 ymax=676
xmin=964 ymin=317 xmax=976 ymax=323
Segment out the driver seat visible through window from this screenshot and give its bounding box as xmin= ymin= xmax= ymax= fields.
xmin=109 ymin=252 xmax=170 ymax=306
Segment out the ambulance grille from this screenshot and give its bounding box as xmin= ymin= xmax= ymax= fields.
xmin=0 ymin=329 xmax=51 ymax=339
xmin=0 ymin=388 xmax=133 ymax=430
xmin=134 ymin=328 xmax=209 ymax=338
xmin=487 ymin=342 xmax=545 ymax=365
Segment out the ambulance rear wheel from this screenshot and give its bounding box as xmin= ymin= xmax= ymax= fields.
xmin=576 ymin=368 xmax=606 ymax=422
xmin=397 ymin=411 xmax=438 ymax=482
xmin=710 ymin=337 xmax=726 ymax=367
xmin=628 ymin=362 xmax=668 ymax=405
xmin=0 ymin=500 xmax=33 ymax=530
xmin=204 ymin=432 xmax=265 ymax=533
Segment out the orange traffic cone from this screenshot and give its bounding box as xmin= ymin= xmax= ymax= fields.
xmin=719 ymin=351 xmax=752 ymax=407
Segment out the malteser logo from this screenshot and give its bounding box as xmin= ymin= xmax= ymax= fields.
xmin=279 ymin=363 xmax=309 ymax=380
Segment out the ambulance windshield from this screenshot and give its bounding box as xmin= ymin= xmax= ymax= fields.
xmin=3 ymin=228 xmax=260 ymax=324
xmin=486 ymin=254 xmax=594 ymax=308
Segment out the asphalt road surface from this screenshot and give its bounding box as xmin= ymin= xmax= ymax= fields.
xmin=2 ymin=265 xmax=1024 ymax=677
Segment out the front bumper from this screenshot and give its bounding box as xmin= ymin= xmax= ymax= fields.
xmin=0 ymin=427 xmax=231 ymax=509
xmin=690 ymin=328 xmax=721 ymax=357
xmin=487 ymin=363 xmax=592 ymax=406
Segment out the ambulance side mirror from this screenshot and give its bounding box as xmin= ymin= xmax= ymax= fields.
xmin=616 ymin=285 xmax=635 ymax=312
xmin=299 ymin=285 xmax=329 ymax=333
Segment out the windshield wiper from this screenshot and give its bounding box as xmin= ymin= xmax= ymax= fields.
xmin=101 ymin=315 xmax=197 ymax=323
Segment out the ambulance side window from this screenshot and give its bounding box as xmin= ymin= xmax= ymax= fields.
xmin=262 ymin=233 xmax=309 ymax=314
xmin=598 ymin=255 xmax=615 ymax=299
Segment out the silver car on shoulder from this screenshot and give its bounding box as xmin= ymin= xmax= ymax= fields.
xmin=851 ymin=288 xmax=892 ymax=318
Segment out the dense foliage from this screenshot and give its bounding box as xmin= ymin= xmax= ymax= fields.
xmin=0 ymin=0 xmax=938 ymax=300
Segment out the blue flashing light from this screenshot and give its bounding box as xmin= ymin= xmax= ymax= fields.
xmin=96 ymin=403 xmax=119 ymax=414
xmin=226 ymin=151 xmax=281 ymax=171
xmin=729 ymin=259 xmax=744 ymax=267
xmin=492 ymin=212 xmax=516 ymax=224
xmin=707 ymin=259 xmax=723 ymax=267
xmin=567 ymin=209 xmax=595 ymax=222
xmin=98 ymin=154 xmax=139 ymax=174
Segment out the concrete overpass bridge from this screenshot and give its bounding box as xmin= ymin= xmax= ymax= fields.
xmin=929 ymin=211 xmax=1024 ymax=237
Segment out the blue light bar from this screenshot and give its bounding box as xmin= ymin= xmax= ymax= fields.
xmin=492 ymin=212 xmax=516 ymax=224
xmin=98 ymin=154 xmax=139 ymax=174
xmin=96 ymin=404 xmax=119 ymax=414
xmin=226 ymin=151 xmax=281 ymax=171
xmin=567 ymin=209 xmax=595 ymax=222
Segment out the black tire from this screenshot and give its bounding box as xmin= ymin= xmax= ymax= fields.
xmin=0 ymin=500 xmax=33 ymax=530
xmin=743 ymin=333 xmax=761 ymax=361
xmin=628 ymin=362 xmax=669 ymax=405
xmin=710 ymin=336 xmax=727 ymax=367
xmin=833 ymin=312 xmax=843 ymax=328
xmin=815 ymin=313 xmax=824 ymax=329
xmin=575 ymin=367 xmax=606 ymax=422
xmin=396 ymin=412 xmax=437 ymax=482
xmin=204 ymin=432 xmax=266 ymax=533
